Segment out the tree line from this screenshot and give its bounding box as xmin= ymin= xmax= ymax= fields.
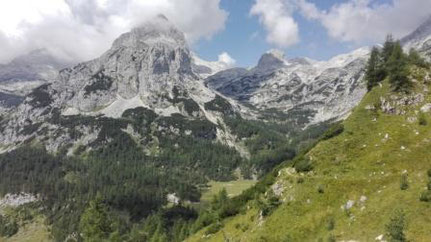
xmin=366 ymin=35 xmax=429 ymax=92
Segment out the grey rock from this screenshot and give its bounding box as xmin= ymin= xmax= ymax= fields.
xmin=402 ymin=15 xmax=431 ymax=60
xmin=421 ymin=103 xmax=431 ymax=112
xmin=0 ymin=15 xmax=238 ymax=153
xmin=206 ymin=48 xmax=370 ymax=126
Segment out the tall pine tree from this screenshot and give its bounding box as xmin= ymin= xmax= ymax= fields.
xmin=366 ymin=47 xmax=384 ymax=91
xmin=387 ymin=42 xmax=411 ymax=92
xmin=79 ymin=195 xmax=113 ymax=241
xmin=382 ymin=34 xmax=396 ymax=63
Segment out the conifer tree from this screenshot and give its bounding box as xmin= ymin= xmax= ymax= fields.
xmin=408 ymin=48 xmax=429 ymax=68
xmin=387 ymin=42 xmax=411 ymax=92
xmin=382 ymin=34 xmax=396 ymax=63
xmin=79 ymin=195 xmax=113 ymax=242
xmin=366 ymin=47 xmax=384 ymax=91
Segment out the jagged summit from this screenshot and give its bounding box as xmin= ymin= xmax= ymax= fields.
xmin=33 ymin=15 xmax=214 ymax=117
xmin=206 ymin=46 xmax=370 ymax=126
xmin=0 ymin=15 xmax=239 ymax=153
xmin=256 ymin=49 xmax=287 ymax=71
xmin=113 ymin=14 xmax=187 ymax=49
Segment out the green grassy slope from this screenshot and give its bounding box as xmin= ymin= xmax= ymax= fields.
xmin=200 ymin=180 xmax=257 ymax=203
xmin=187 ymin=67 xmax=431 ymax=242
xmin=0 ymin=204 xmax=51 ymax=242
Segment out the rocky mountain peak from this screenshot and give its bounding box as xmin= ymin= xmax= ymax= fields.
xmin=256 ymin=49 xmax=287 ymax=71
xmin=42 ymin=15 xmax=215 ymax=116
xmin=112 ymin=14 xmax=187 ymax=50
xmin=101 ymin=14 xmax=193 ymax=78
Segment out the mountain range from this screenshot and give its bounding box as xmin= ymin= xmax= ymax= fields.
xmin=0 ymin=49 xmax=71 ymax=110
xmin=0 ymin=13 xmax=431 ymax=242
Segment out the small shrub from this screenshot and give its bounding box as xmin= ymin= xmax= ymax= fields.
xmin=427 ymin=180 xmax=431 ymax=191
xmin=204 ymin=222 xmax=223 ymax=235
xmin=318 ymin=184 xmax=325 ymax=194
xmin=427 ymin=169 xmax=431 ymax=178
xmin=321 ymin=123 xmax=344 ymax=141
xmin=218 ymin=202 xmax=241 ymax=219
xmin=297 ymin=177 xmax=305 ymax=184
xmin=0 ymin=215 xmax=19 ymax=237
xmin=282 ymin=235 xmax=293 ymax=242
xmin=408 ymin=48 xmax=429 ymax=68
xmin=419 ymin=191 xmax=431 ymax=202
xmin=257 ymin=193 xmax=280 ymax=217
xmin=385 ymin=209 xmax=407 ymax=242
xmin=294 ymin=157 xmax=313 ymax=173
xmin=327 ymin=234 xmax=336 ymax=242
xmin=327 ymin=217 xmax=335 ymax=231
xmin=241 ymin=224 xmax=249 ymax=232
xmin=419 ymin=112 xmax=427 ymax=126
xmin=400 ymin=174 xmax=409 ymax=190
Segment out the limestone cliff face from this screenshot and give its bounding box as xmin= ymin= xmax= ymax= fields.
xmin=53 ymin=15 xmax=211 ymax=113
xmin=0 ymin=16 xmax=236 ymax=153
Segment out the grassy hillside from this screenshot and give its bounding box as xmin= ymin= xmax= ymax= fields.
xmin=0 ymin=204 xmax=51 ymax=242
xmin=200 ymin=180 xmax=257 ymax=203
xmin=187 ymin=67 xmax=431 ymax=242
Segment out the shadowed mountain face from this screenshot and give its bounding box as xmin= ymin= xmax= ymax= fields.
xmin=0 ymin=92 xmax=23 ymax=108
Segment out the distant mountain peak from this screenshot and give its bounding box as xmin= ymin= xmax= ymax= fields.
xmin=10 ymin=48 xmax=68 ymax=68
xmin=0 ymin=49 xmax=71 ymax=84
xmin=256 ymin=49 xmax=287 ymax=71
xmin=266 ymin=49 xmax=285 ymax=60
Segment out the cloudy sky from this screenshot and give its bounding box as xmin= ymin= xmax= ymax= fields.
xmin=0 ymin=0 xmax=430 ymax=67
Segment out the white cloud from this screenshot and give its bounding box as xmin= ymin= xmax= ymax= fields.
xmin=218 ymin=52 xmax=236 ymax=67
xmin=250 ymin=0 xmax=300 ymax=48
xmin=0 ymin=0 xmax=228 ymax=63
xmin=297 ymin=0 xmax=431 ymax=43
xmin=250 ymin=0 xmax=431 ymax=48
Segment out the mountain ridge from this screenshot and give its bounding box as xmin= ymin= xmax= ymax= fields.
xmin=205 ymin=46 xmax=370 ymax=126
